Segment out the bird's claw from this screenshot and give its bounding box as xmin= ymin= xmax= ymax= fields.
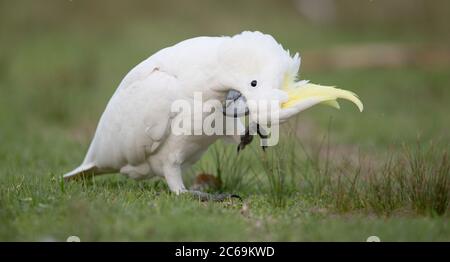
xmin=237 ymin=123 xmax=268 ymax=153
xmin=237 ymin=130 xmax=253 ymax=153
xmin=256 ymin=124 xmax=268 ymax=152
xmin=185 ymin=190 xmax=242 ymax=202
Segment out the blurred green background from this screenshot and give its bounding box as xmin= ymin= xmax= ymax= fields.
xmin=0 ymin=0 xmax=449 ymax=241
xmin=1 ymin=0 xmax=449 ymax=150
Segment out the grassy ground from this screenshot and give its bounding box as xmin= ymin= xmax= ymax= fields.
xmin=0 ymin=1 xmax=449 ymax=241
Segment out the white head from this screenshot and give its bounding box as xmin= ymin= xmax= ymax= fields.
xmin=217 ymin=31 xmax=300 ymax=123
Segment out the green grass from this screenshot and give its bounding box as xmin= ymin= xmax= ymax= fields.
xmin=1 ymin=146 xmax=449 ymax=241
xmin=1 ymin=1 xmax=449 ymax=241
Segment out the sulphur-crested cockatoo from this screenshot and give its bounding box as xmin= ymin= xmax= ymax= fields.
xmin=64 ymin=31 xmax=363 ymax=201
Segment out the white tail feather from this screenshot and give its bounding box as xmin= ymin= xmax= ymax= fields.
xmin=63 ymin=163 xmax=97 ymax=180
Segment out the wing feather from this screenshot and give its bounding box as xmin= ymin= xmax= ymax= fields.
xmin=73 ymin=67 xmax=180 ymax=174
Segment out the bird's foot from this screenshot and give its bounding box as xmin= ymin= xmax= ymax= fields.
xmin=237 ymin=123 xmax=269 ymax=153
xmin=237 ymin=129 xmax=253 ymax=153
xmin=185 ymin=190 xmax=242 ymax=202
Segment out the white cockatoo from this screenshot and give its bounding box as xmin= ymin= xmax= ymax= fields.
xmin=64 ymin=31 xmax=363 ymax=200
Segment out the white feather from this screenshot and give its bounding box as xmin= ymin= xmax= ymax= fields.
xmin=64 ymin=31 xmax=362 ymax=194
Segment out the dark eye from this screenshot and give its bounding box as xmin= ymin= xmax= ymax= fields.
xmin=250 ymin=80 xmax=257 ymax=87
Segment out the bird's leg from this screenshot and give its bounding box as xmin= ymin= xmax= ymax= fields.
xmin=163 ymin=164 xmax=241 ymax=201
xmin=163 ymin=164 xmax=187 ymax=194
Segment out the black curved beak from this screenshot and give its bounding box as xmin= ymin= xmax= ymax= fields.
xmin=222 ymin=91 xmax=268 ymax=153
xmin=222 ymin=90 xmax=249 ymax=118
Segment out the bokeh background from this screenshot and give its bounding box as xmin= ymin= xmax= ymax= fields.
xmin=2 ymin=0 xmax=449 ymax=150
xmin=1 ymin=0 xmax=449 ymax=241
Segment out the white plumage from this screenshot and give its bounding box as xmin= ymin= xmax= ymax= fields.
xmin=64 ymin=31 xmax=362 ymax=199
